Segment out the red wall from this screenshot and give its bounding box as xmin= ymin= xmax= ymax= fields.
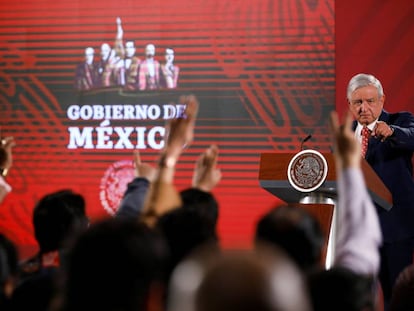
xmin=336 ymin=0 xmax=414 ymax=116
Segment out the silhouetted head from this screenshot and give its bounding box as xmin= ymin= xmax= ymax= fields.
xmin=61 ymin=218 xmax=168 ymax=311
xmin=390 ymin=264 xmax=414 ymax=311
xmin=33 ymin=189 xmax=88 ymax=254
xmin=308 ymin=266 xmax=376 ymax=311
xmin=255 ymin=205 xmax=324 ymax=271
xmin=0 ymin=233 xmax=18 ymax=304
xmin=180 ymin=188 xmax=219 ymax=229
xmin=156 ymin=204 xmax=219 ymax=280
xmin=168 ymin=245 xmax=311 ymax=311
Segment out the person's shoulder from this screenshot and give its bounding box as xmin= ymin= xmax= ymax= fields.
xmin=384 ymin=108 xmax=412 ymax=115
xmin=393 ymin=111 xmax=413 ymax=117
xmin=383 ymin=110 xmax=414 ymax=123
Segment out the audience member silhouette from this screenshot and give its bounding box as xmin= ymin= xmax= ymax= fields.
xmin=308 ymin=266 xmax=376 ymax=311
xmin=255 ymin=204 xmax=324 ymax=272
xmin=20 ymin=189 xmax=88 ymax=276
xmin=168 ymin=246 xmax=312 ymax=311
xmin=0 ymin=234 xmax=18 ymax=311
xmin=14 ymin=190 xmax=88 ymax=311
xmin=389 ymin=264 xmax=414 ymax=311
xmin=180 ymin=187 xmax=219 ymax=230
xmin=56 ymin=218 xmax=168 ymax=311
xmin=156 ymin=200 xmax=219 ymax=281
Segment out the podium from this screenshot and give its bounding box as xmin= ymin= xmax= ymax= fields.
xmin=259 ymin=152 xmax=392 ymax=267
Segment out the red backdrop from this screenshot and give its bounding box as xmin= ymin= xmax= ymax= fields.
xmin=336 ymin=0 xmax=414 ymax=117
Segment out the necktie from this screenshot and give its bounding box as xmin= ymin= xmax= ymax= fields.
xmin=361 ymin=126 xmax=370 ymax=158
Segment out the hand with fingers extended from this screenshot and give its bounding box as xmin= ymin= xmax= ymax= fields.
xmin=329 ymin=111 xmax=361 ymax=170
xmin=132 ymin=151 xmax=157 ymax=183
xmin=116 ymin=17 xmax=123 ymax=39
xmin=192 ymin=145 xmax=222 ymax=192
xmin=116 ymin=150 xmax=155 ymax=220
xmin=0 ymin=176 xmax=11 ymax=203
xmin=162 ymin=95 xmax=199 ymax=164
xmin=140 ymin=95 xmax=199 ymax=227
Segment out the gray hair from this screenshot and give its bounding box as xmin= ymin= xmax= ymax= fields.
xmin=346 ymin=73 xmax=384 ymax=101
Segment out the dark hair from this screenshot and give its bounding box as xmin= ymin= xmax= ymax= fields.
xmin=308 ymin=266 xmax=376 ymax=311
xmin=180 ymin=188 xmax=219 ymax=228
xmin=61 ymin=218 xmax=168 ymax=311
xmin=389 ymin=264 xmax=414 ymax=311
xmin=0 ymin=233 xmax=18 ymax=307
xmin=156 ymin=206 xmax=219 ymax=278
xmin=33 ymin=189 xmax=88 ymax=253
xmin=0 ymin=233 xmax=17 ymax=285
xmin=255 ymin=205 xmax=324 ymax=271
xmin=0 ymin=148 xmax=7 ymax=168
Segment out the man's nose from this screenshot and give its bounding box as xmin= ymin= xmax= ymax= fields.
xmin=360 ymin=101 xmax=368 ymax=111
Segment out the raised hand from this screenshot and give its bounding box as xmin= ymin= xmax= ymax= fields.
xmin=162 ymin=95 xmax=199 ymax=164
xmin=192 ymin=144 xmax=222 ymax=192
xmin=0 ymin=136 xmax=16 ymax=172
xmin=329 ymin=111 xmax=361 ymax=169
xmin=116 ymin=17 xmax=123 ymax=39
xmin=132 ymin=150 xmax=157 ymax=182
xmin=140 ymin=95 xmax=199 ymax=226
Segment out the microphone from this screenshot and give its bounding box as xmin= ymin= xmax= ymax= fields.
xmin=300 ymin=134 xmax=312 ymax=151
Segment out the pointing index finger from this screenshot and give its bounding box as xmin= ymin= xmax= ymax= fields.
xmin=133 ymin=150 xmax=141 ymax=166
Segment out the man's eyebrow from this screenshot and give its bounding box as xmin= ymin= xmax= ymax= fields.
xmin=352 ymin=97 xmax=375 ymax=102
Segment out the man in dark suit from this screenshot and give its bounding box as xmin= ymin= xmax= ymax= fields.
xmin=347 ymin=73 xmax=414 ymax=308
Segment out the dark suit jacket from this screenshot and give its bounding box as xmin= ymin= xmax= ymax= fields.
xmin=353 ymin=110 xmax=414 ymax=242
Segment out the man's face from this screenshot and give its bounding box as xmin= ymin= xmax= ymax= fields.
xmin=125 ymin=41 xmax=135 ymax=58
xmin=165 ymin=49 xmax=174 ymax=63
xmin=146 ymin=44 xmax=155 ymax=58
xmin=348 ymin=85 xmax=384 ymax=125
xmin=85 ymin=48 xmax=94 ymax=65
xmin=101 ymin=43 xmax=111 ymax=60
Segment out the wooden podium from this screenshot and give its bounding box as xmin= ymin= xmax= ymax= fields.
xmin=259 ymin=152 xmax=392 ymax=267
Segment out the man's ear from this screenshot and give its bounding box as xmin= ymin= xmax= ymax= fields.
xmin=380 ymin=94 xmax=386 ymax=107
